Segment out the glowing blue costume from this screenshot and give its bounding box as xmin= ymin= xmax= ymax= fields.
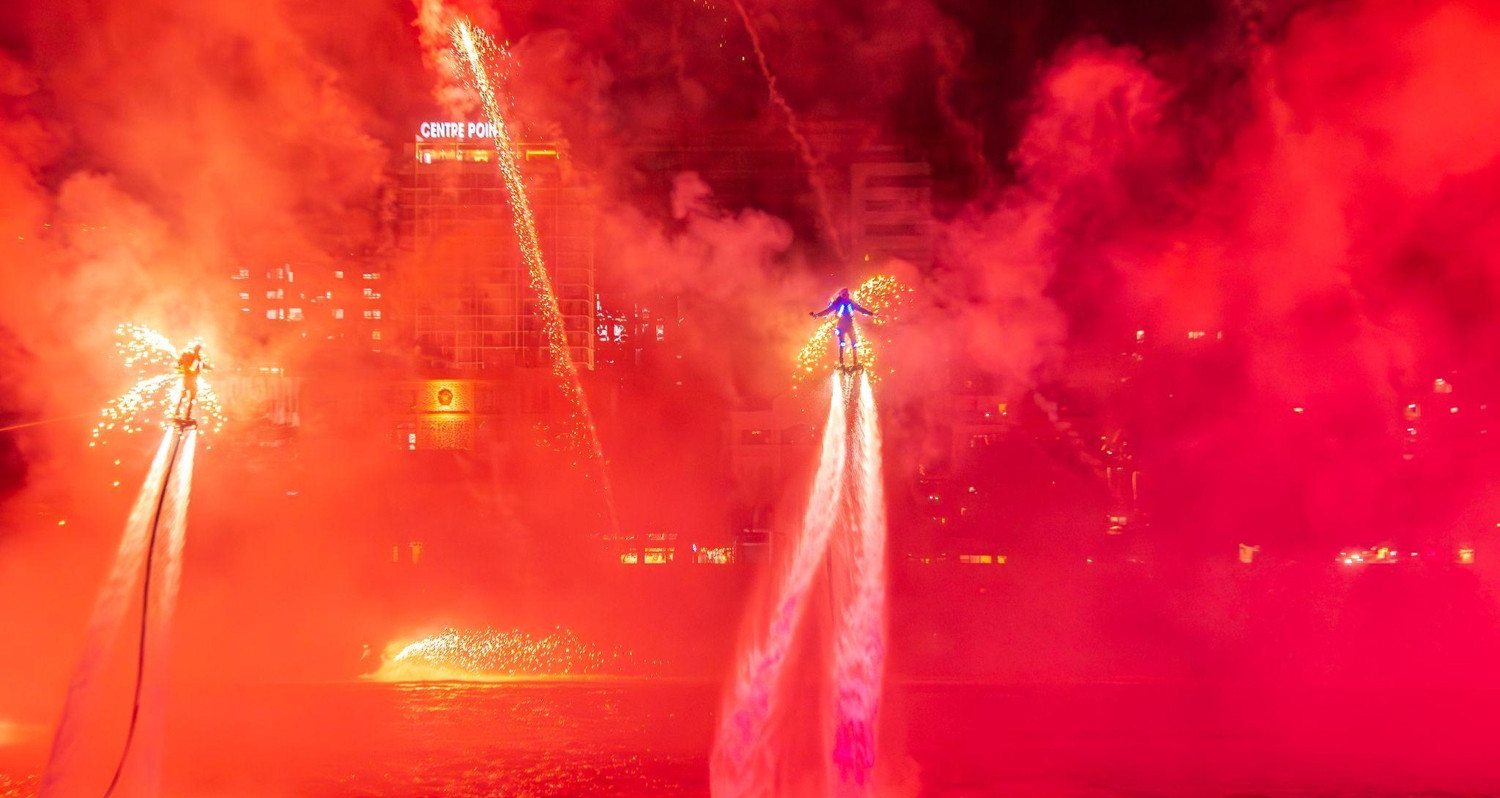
xmin=812 ymin=289 xmax=874 ymax=366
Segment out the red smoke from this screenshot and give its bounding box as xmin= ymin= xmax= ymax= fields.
xmin=0 ymin=0 xmax=1499 ymax=791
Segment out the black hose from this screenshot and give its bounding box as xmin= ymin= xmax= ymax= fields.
xmin=102 ymin=427 xmax=185 ymax=797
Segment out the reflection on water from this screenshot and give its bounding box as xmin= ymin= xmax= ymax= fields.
xmin=182 ymin=682 xmax=712 ymax=797
xmin=4 ymin=681 xmax=1500 ymax=796
xmin=0 ymin=775 xmax=36 ymax=798
xmin=328 ymin=683 xmax=701 ymax=796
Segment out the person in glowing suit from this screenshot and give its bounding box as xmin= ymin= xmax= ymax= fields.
xmin=173 ymin=344 xmax=208 ymax=422
xmin=811 ymin=288 xmax=875 ymax=366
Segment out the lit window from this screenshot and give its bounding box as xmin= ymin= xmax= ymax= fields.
xmin=334 ymin=270 xmax=344 ymax=279
xmin=363 ymin=287 xmax=379 ymax=298
xmin=334 ymin=308 xmax=344 ymax=320
xmin=238 ymin=292 xmax=249 ymax=300
xmin=371 ymin=330 xmax=381 ymax=340
xmin=232 ymin=268 xmax=250 ymax=280
xmin=364 ymin=309 xmax=381 ymax=320
xmin=695 ymin=546 xmax=733 ymax=565
xmin=288 ymin=308 xmax=303 ymax=321
xmin=265 ymin=310 xmax=277 ymax=320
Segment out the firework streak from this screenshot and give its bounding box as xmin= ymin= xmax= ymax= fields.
xmin=450 ymin=21 xmax=619 ymax=529
xmin=728 ymin=0 xmax=844 ymax=259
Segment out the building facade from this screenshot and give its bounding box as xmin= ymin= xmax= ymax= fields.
xmin=397 ymin=128 xmax=596 ymax=371
xmin=230 ymin=258 xmax=387 ymax=352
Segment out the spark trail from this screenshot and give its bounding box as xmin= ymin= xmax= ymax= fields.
xmin=450 ymin=20 xmax=618 ymax=529
xmin=712 ymin=371 xmax=889 ymax=797
xmin=0 ymin=412 xmax=93 ymax=433
xmin=728 ymin=0 xmax=845 ymax=259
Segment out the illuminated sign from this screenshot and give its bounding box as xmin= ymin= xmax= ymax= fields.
xmin=418 ymin=121 xmax=499 ymax=140
xmin=421 ymin=381 xmax=468 ymax=412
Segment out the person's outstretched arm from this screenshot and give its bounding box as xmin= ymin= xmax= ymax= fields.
xmin=811 ymin=302 xmax=838 ymax=318
xmin=851 ymin=301 xmax=875 ymax=316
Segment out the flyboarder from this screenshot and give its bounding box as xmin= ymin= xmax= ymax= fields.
xmin=811 ymin=288 xmax=875 ymax=367
xmin=172 ymin=343 xmax=208 ymax=424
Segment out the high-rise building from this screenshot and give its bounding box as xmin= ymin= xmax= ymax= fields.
xmin=850 ymin=159 xmax=933 ymax=267
xmin=396 ymin=127 xmax=596 ymax=371
xmin=229 ymin=258 xmax=387 ymax=351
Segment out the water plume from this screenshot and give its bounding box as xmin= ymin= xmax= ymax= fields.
xmin=712 ymin=374 xmax=847 ymax=795
xmin=712 ymin=370 xmax=888 ymax=797
xmin=828 ymin=372 xmax=886 ymax=794
xmin=41 ymin=426 xmax=197 ymax=797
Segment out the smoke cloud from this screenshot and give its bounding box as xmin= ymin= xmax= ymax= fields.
xmin=1 ymin=0 xmax=1500 ymax=790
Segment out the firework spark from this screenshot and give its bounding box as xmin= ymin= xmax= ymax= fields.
xmin=728 ymin=0 xmax=844 ymax=259
xmin=450 ymin=18 xmax=619 ymax=532
xmin=449 ymin=23 xmax=601 ymax=457
xmin=795 ymin=275 xmax=913 ymax=385
xmin=370 ymin=627 xmax=646 ymax=681
xmin=91 ymin=324 xmax=224 ymax=445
